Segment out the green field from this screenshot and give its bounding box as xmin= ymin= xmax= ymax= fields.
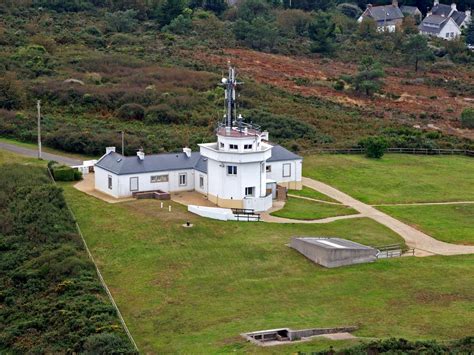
xmin=379 ymin=204 xmax=474 ymax=246
xmin=271 ymin=197 xmax=356 ymax=220
xmin=63 ymin=185 xmax=474 ymax=353
xmin=303 ymin=154 xmax=474 ymax=204
xmin=288 ymin=186 xmax=337 ymax=202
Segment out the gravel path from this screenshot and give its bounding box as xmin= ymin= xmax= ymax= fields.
xmin=0 ymin=141 xmax=82 ymax=166
xmin=301 ymin=177 xmax=474 ymax=256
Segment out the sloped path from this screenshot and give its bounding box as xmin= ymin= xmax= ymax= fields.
xmin=0 ymin=141 xmax=82 ymax=166
xmin=301 ymin=177 xmax=474 ymax=256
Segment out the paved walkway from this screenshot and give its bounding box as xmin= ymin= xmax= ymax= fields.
xmin=74 ymin=174 xmax=134 ymax=204
xmin=301 ymin=177 xmax=474 ymax=256
xmin=0 ymin=141 xmax=82 ymax=166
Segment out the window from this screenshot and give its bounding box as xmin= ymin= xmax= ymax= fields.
xmin=283 ymin=163 xmax=291 ymax=177
xmin=108 ymin=175 xmax=112 ymax=189
xmin=220 ymin=142 xmax=224 ymax=149
xmin=229 ymin=144 xmax=238 ymax=150
xmin=179 ymin=173 xmax=187 ymax=186
xmin=244 ymin=144 xmax=253 ymax=150
xmin=446 ymin=32 xmax=449 ymax=38
xmin=227 ymin=165 xmax=237 ymax=175
xmin=151 ymin=174 xmax=168 ymax=183
xmin=130 ymin=177 xmax=139 ymax=191
xmin=266 ymin=165 xmax=272 ymax=173
xmin=245 ymin=187 xmax=255 ymax=197
xmin=199 ymin=175 xmax=204 ymax=188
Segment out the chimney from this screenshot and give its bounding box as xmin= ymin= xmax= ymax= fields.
xmin=451 ymin=2 xmax=457 ymax=11
xmin=434 ymin=0 xmax=439 ymax=6
xmin=183 ymin=147 xmax=191 ymax=158
xmin=137 ymin=149 xmax=145 ymax=160
xmin=106 ymin=146 xmax=116 ymax=154
xmin=466 ymin=9 xmax=471 ymax=21
xmin=367 ymin=3 xmax=372 ymax=8
xmin=392 ymin=0 xmax=398 ymax=7
xmin=261 ymin=131 xmax=269 ymax=141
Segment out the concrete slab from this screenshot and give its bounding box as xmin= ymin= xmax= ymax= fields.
xmin=74 ymin=174 xmax=134 ymax=204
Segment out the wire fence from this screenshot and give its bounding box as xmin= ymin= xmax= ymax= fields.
xmin=47 ymin=168 xmax=140 ymax=353
xmin=305 ymin=147 xmax=474 ymax=157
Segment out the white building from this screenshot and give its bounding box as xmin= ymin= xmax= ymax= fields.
xmin=419 ymin=1 xmax=471 ymax=40
xmin=94 ymin=66 xmax=303 ymax=212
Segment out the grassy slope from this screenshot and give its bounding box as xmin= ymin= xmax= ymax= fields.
xmin=288 ymin=186 xmax=337 ymax=202
xmin=303 ymin=154 xmax=474 ymax=204
xmin=379 ymin=204 xmax=474 ymax=245
xmin=63 ymin=186 xmax=474 ymax=353
xmin=271 ymin=197 xmax=356 ymax=220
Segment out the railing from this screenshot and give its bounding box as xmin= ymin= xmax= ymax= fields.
xmin=233 ymin=213 xmax=261 ymax=222
xmin=305 ymin=147 xmax=474 ymax=157
xmin=375 ymin=243 xmax=415 ymax=258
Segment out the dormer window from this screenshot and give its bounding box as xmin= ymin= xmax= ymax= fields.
xmin=229 ymin=144 xmax=238 ymax=150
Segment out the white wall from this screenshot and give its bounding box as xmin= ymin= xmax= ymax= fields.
xmin=438 ymin=19 xmax=461 ymax=40
xmin=194 ymin=172 xmax=208 ymax=195
xmin=95 ymin=166 xmax=120 ymax=198
xmin=265 ymin=159 xmax=302 ymax=187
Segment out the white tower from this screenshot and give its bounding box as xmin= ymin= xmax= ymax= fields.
xmin=199 ymin=64 xmax=273 ymax=211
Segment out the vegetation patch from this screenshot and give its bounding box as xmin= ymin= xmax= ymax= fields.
xmin=271 ymin=197 xmax=356 ymax=220
xmin=288 ymin=186 xmax=337 ymax=202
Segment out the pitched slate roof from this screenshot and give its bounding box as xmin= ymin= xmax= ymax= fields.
xmin=267 ymin=144 xmax=302 ymax=162
xmin=365 ymin=5 xmax=404 ymax=22
xmin=95 ymin=151 xmax=204 ymax=175
xmin=431 ymin=3 xmax=453 ymax=17
xmin=451 ymin=11 xmax=466 ymax=26
xmin=95 ymin=144 xmax=301 ymax=175
xmin=400 ymin=5 xmax=420 ymax=15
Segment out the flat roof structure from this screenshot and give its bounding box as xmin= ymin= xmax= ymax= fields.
xmin=290 ymin=237 xmax=378 ymax=268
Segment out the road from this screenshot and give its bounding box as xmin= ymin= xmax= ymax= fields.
xmin=0 ymin=141 xmax=82 ymax=166
xmin=301 ymin=177 xmax=474 ymax=257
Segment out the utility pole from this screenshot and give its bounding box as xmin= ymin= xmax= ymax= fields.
xmin=121 ymin=130 xmax=124 ymax=156
xmin=37 ymin=100 xmax=42 ymax=159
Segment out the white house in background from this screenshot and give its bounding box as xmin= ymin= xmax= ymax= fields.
xmin=419 ymin=1 xmax=471 ymax=40
xmin=94 ymin=65 xmax=303 ymax=212
xmin=357 ymin=0 xmax=406 ymax=32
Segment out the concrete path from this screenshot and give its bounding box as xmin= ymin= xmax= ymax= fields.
xmin=261 ymin=212 xmax=365 ymax=224
xmin=0 ymin=141 xmax=82 ymax=166
xmin=301 ymin=177 xmax=474 ymax=256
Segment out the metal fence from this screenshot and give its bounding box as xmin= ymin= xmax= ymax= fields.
xmin=305 ymin=147 xmax=474 ymax=157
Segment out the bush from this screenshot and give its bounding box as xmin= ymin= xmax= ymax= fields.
xmin=359 ymin=136 xmax=388 ymax=159
xmin=83 ymin=333 xmax=135 ymax=354
xmin=117 ymin=103 xmax=145 ymax=121
xmin=145 ymin=104 xmax=184 ymax=124
xmin=52 ymin=166 xmax=76 ymax=181
xmin=461 ymin=108 xmax=474 ymax=129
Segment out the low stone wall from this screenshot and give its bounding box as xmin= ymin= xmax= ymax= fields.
xmin=133 ymin=190 xmax=171 ymax=200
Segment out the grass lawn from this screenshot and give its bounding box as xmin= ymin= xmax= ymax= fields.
xmin=379 ymin=204 xmax=474 ymax=246
xmin=288 ymin=186 xmax=337 ymax=202
xmin=0 ymin=137 xmax=96 ymax=161
xmin=271 ymin=197 xmax=356 ymax=220
xmin=0 ymin=149 xmax=46 ymax=166
xmin=303 ymin=154 xmax=474 ymax=204
xmin=63 ymin=185 xmax=474 ymax=353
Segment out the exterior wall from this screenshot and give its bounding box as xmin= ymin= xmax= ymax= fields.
xmin=194 ymin=171 xmax=208 ymax=195
xmin=438 ymin=19 xmax=461 ymax=40
xmin=95 ymin=166 xmax=120 ymax=198
xmin=265 ymin=159 xmax=303 ymax=190
xmin=207 ymin=193 xmax=244 ymax=209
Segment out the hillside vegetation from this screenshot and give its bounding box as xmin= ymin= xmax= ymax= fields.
xmin=0 ymin=161 xmax=134 ymax=353
xmin=0 ymin=0 xmax=473 ymax=157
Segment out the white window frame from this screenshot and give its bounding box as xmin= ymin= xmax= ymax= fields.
xmin=283 ymin=163 xmax=291 ymax=178
xmin=130 ymin=177 xmax=139 ymax=192
xmin=108 ymin=175 xmax=112 ymax=190
xmin=245 ymin=186 xmax=255 ymax=197
xmin=150 ymin=174 xmax=169 ymax=183
xmin=227 ymin=165 xmax=237 ymax=175
xmin=179 ymin=173 xmax=187 ymax=186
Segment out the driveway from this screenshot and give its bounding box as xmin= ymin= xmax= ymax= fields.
xmin=302 ymin=177 xmax=474 ymax=257
xmin=0 ymin=141 xmax=82 ymax=166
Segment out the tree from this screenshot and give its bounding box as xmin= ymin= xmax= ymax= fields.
xmin=348 ymin=56 xmax=384 ymax=96
xmin=336 ymin=3 xmax=362 ymax=19
xmin=234 ymin=17 xmax=278 ymax=51
xmin=401 ymin=15 xmax=419 ymax=35
xmin=466 ymin=21 xmax=474 ymax=46
xmin=308 ymin=11 xmax=336 ymax=53
xmin=357 ymin=18 xmax=378 ymax=39
xmin=105 ymin=9 xmax=139 ymax=33
xmin=0 ymin=73 xmax=24 ymax=110
xmin=461 ymin=108 xmax=474 ymax=129
xmin=402 ymin=34 xmax=433 ymax=72
xmin=13 ymin=45 xmax=54 ymax=78
xmin=360 ymin=136 xmax=388 ymax=159
xmin=236 ymin=0 xmax=271 ymax=22
xmin=154 ymin=0 xmax=189 ymax=28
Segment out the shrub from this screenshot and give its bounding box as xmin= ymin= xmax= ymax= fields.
xmin=117 ymin=103 xmax=145 ymax=121
xmin=0 ymin=73 xmax=24 ymax=110
xmin=333 ymin=80 xmax=344 ymax=91
xmin=461 ymin=108 xmax=474 ymax=129
xmin=145 ymin=104 xmax=184 ymax=124
xmin=105 ymin=10 xmax=139 ymax=33
xmin=359 ymin=136 xmax=388 ymax=159
xmin=52 ymin=166 xmax=76 ymax=181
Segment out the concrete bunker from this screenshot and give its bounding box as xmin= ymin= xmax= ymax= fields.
xmin=242 ymin=326 xmax=358 ymax=346
xmin=290 ymin=237 xmax=378 ymax=268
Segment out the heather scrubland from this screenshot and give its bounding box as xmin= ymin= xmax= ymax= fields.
xmin=0 ymin=161 xmax=134 ymax=353
xmin=0 ymin=0 xmax=473 ymax=156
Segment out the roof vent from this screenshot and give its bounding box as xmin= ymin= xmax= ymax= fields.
xmin=116 ymin=158 xmax=122 ymax=162
xmin=137 ymin=149 xmax=145 ymax=161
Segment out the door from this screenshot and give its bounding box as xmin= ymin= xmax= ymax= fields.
xmin=130 ymin=177 xmax=139 ymax=192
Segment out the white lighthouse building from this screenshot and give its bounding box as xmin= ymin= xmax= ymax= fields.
xmin=94 ymin=65 xmax=302 ymax=212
